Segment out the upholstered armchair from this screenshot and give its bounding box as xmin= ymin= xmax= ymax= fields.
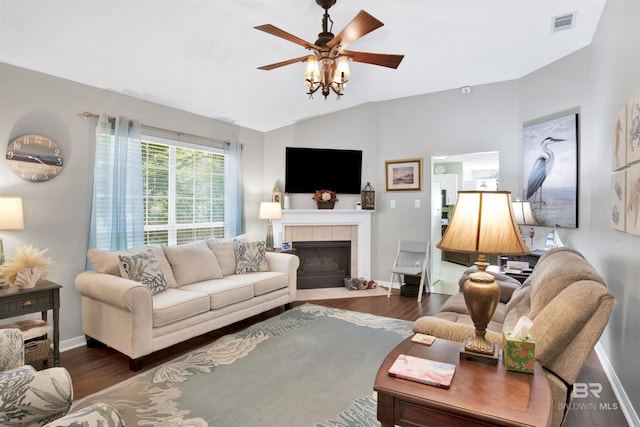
xmin=0 ymin=328 xmax=125 ymax=426
xmin=0 ymin=328 xmax=72 ymax=425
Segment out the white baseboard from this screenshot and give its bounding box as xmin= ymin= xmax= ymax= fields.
xmin=60 ymin=335 xmax=87 ymax=352
xmin=595 ymin=343 xmax=640 ymax=426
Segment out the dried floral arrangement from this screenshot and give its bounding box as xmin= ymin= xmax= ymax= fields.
xmin=0 ymin=244 xmax=52 ymax=287
xmin=312 ymin=189 xmax=338 ymax=202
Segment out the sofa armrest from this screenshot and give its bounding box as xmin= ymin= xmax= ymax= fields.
xmin=75 ymin=271 xmax=152 ymax=312
xmin=266 ymin=252 xmax=300 ymax=301
xmin=0 ymin=366 xmax=72 ymax=425
xmin=412 ymin=315 xmax=503 ymax=345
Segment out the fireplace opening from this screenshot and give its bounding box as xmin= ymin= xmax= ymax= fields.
xmin=294 ymin=240 xmax=351 ymax=289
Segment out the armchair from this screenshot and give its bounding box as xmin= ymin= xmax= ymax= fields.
xmin=0 ymin=328 xmax=125 ymax=427
xmin=0 ymin=328 xmax=72 ymax=425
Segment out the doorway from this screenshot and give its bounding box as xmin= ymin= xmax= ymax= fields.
xmin=430 ymin=152 xmax=499 ymax=292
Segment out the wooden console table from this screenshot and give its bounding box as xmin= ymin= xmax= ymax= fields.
xmin=0 ymin=280 xmax=61 ymax=367
xmin=374 ymin=336 xmax=552 ymax=427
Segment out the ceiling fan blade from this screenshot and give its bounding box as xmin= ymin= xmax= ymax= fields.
xmin=326 ymin=10 xmax=384 ymax=50
xmin=254 ymin=24 xmax=321 ymax=51
xmin=342 ymin=50 xmax=404 ymax=69
xmin=257 ymin=55 xmax=310 ymax=71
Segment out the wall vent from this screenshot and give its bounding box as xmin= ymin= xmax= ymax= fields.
xmin=552 ymin=12 xmax=576 ymax=32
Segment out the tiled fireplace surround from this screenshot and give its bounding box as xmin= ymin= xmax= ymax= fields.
xmin=272 ymin=209 xmax=373 ymax=280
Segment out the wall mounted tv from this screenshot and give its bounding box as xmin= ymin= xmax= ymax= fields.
xmin=285 ymin=147 xmax=362 ymax=194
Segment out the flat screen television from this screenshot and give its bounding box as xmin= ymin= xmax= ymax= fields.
xmin=285 ymin=147 xmax=362 ymax=194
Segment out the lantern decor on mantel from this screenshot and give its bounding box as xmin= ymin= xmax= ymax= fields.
xmin=361 ymin=182 xmax=375 ymax=210
xmin=312 ymin=190 xmax=338 ymax=209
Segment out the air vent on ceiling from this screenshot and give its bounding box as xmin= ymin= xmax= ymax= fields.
xmin=552 ymin=12 xmax=576 ymax=32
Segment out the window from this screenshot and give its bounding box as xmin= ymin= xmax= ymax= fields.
xmin=142 ymin=135 xmax=225 ymax=245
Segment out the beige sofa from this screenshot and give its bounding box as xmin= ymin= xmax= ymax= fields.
xmin=413 ymin=247 xmax=615 ymax=427
xmin=75 ymin=236 xmax=299 ymax=370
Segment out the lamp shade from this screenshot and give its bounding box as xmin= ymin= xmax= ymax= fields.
xmin=0 ymin=196 xmax=24 ymax=230
xmin=259 ymin=202 xmax=282 ymax=220
xmin=437 ymin=191 xmax=530 ymax=256
xmin=512 ymin=199 xmax=537 ymax=225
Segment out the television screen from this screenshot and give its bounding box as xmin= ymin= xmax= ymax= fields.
xmin=285 ymin=147 xmax=362 ymax=194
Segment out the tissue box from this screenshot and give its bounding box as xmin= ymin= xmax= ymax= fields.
xmin=502 ymin=331 xmax=536 ymax=373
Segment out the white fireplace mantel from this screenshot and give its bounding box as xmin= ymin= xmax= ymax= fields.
xmin=273 ymin=209 xmax=373 ymax=279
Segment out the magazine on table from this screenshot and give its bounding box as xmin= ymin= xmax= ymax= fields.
xmin=388 ymin=354 xmax=456 ymax=389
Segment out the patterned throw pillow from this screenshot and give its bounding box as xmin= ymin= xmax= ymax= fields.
xmin=234 ymin=240 xmax=270 ymax=274
xmin=119 ymin=249 xmax=167 ymax=295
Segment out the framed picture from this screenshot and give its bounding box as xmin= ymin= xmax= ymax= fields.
xmin=385 ymin=158 xmax=423 ymax=192
xmin=611 ymin=171 xmax=625 ymax=231
xmin=627 ymin=90 xmax=640 ymax=165
xmin=626 ymin=163 xmax=640 ymax=236
xmin=613 ymin=105 xmax=627 ymax=170
xmin=522 ymin=112 xmax=579 ymax=228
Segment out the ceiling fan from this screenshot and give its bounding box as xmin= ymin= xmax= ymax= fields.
xmin=255 ymin=0 xmax=404 ymax=99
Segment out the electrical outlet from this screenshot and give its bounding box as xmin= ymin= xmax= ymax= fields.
xmin=415 ymin=261 xmax=421 ymax=268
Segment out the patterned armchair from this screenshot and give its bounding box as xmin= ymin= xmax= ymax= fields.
xmin=0 ymin=328 xmax=124 ymax=426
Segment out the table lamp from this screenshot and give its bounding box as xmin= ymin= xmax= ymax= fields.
xmin=437 ymin=191 xmax=530 ymax=362
xmin=512 ymin=198 xmax=537 ymax=247
xmin=259 ymin=201 xmax=281 ymax=250
xmin=0 ymin=196 xmax=25 ymax=266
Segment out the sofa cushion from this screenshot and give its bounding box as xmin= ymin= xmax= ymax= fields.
xmin=87 ymin=245 xmax=178 ymax=288
xmin=118 ymin=248 xmax=167 ymax=295
xmin=226 ymin=271 xmax=289 ymax=296
xmin=206 ymin=240 xmax=236 ymax=276
xmin=234 ymin=240 xmax=269 ymax=274
xmin=180 ymin=279 xmax=254 ymax=309
xmin=163 ymin=241 xmax=223 ymax=286
xmin=152 ymin=289 xmax=210 ymax=327
xmin=529 ymin=248 xmax=606 ymax=319
xmin=206 ymin=233 xmax=256 ymax=276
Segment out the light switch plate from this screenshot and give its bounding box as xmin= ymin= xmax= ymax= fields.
xmin=390 ymin=200 xmax=396 ymax=209
xmin=414 ymin=199 xmax=421 ymax=208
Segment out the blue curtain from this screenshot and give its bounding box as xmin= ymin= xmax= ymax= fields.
xmin=224 ymin=141 xmax=244 ymax=237
xmin=87 ymin=113 xmax=144 ymax=261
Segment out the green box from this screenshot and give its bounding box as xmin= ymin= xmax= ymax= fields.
xmin=502 ymin=331 xmax=536 ymax=373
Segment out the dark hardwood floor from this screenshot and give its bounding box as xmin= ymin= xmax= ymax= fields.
xmin=54 ymin=291 xmax=627 ymax=426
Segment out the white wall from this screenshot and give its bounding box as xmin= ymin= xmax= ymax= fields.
xmin=0 ymin=63 xmax=265 ymax=342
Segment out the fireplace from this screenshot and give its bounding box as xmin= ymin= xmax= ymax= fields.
xmin=294 ymin=241 xmax=351 ymax=289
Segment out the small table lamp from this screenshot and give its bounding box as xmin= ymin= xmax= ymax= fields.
xmin=437 ymin=191 xmax=530 ymax=363
xmin=259 ymin=202 xmax=282 ymax=250
xmin=0 ymin=196 xmax=24 ymax=266
xmin=512 ymin=198 xmax=537 ymax=247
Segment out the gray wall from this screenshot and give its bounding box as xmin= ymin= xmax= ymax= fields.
xmin=1 ymin=0 xmax=638 ymax=417
xmin=0 ymin=63 xmax=266 ymax=345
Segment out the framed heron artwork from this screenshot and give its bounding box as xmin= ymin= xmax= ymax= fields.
xmin=522 ymin=112 xmax=579 ymax=228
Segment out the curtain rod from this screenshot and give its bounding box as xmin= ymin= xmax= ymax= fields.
xmin=81 ymin=112 xmax=230 ymax=145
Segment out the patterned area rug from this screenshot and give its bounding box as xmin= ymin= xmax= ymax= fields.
xmin=72 ymin=304 xmax=413 ymax=426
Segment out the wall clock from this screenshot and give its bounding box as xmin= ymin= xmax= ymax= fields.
xmin=6 ymin=134 xmax=64 ymax=182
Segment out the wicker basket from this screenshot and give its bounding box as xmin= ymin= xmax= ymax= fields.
xmin=24 ymin=338 xmax=52 ymax=363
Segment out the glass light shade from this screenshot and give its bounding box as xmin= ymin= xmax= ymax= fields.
xmin=304 ymin=56 xmax=320 ymax=84
xmin=512 ymin=200 xmax=537 ymax=225
xmin=259 ymin=202 xmax=282 ymax=220
xmin=0 ymin=196 xmax=25 ymax=230
xmin=437 ymin=191 xmax=530 ymax=256
xmin=333 ymin=56 xmax=350 ymax=83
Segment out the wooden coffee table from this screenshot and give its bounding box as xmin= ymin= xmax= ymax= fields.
xmin=374 ymin=336 xmax=552 ymax=427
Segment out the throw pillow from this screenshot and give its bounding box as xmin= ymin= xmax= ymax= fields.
xmin=163 ymin=240 xmax=223 ymax=286
xmin=118 ymin=249 xmax=167 ymax=295
xmin=234 ymin=240 xmax=270 ymax=274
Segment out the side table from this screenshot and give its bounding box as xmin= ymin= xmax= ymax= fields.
xmin=0 ymin=280 xmax=61 ymax=367
xmin=375 ymin=336 xmax=552 ymax=427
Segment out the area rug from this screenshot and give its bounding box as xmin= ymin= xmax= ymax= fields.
xmin=72 ymin=304 xmax=413 ymax=426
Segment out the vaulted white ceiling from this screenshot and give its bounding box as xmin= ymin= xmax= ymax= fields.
xmin=0 ymin=0 xmax=606 ymax=132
